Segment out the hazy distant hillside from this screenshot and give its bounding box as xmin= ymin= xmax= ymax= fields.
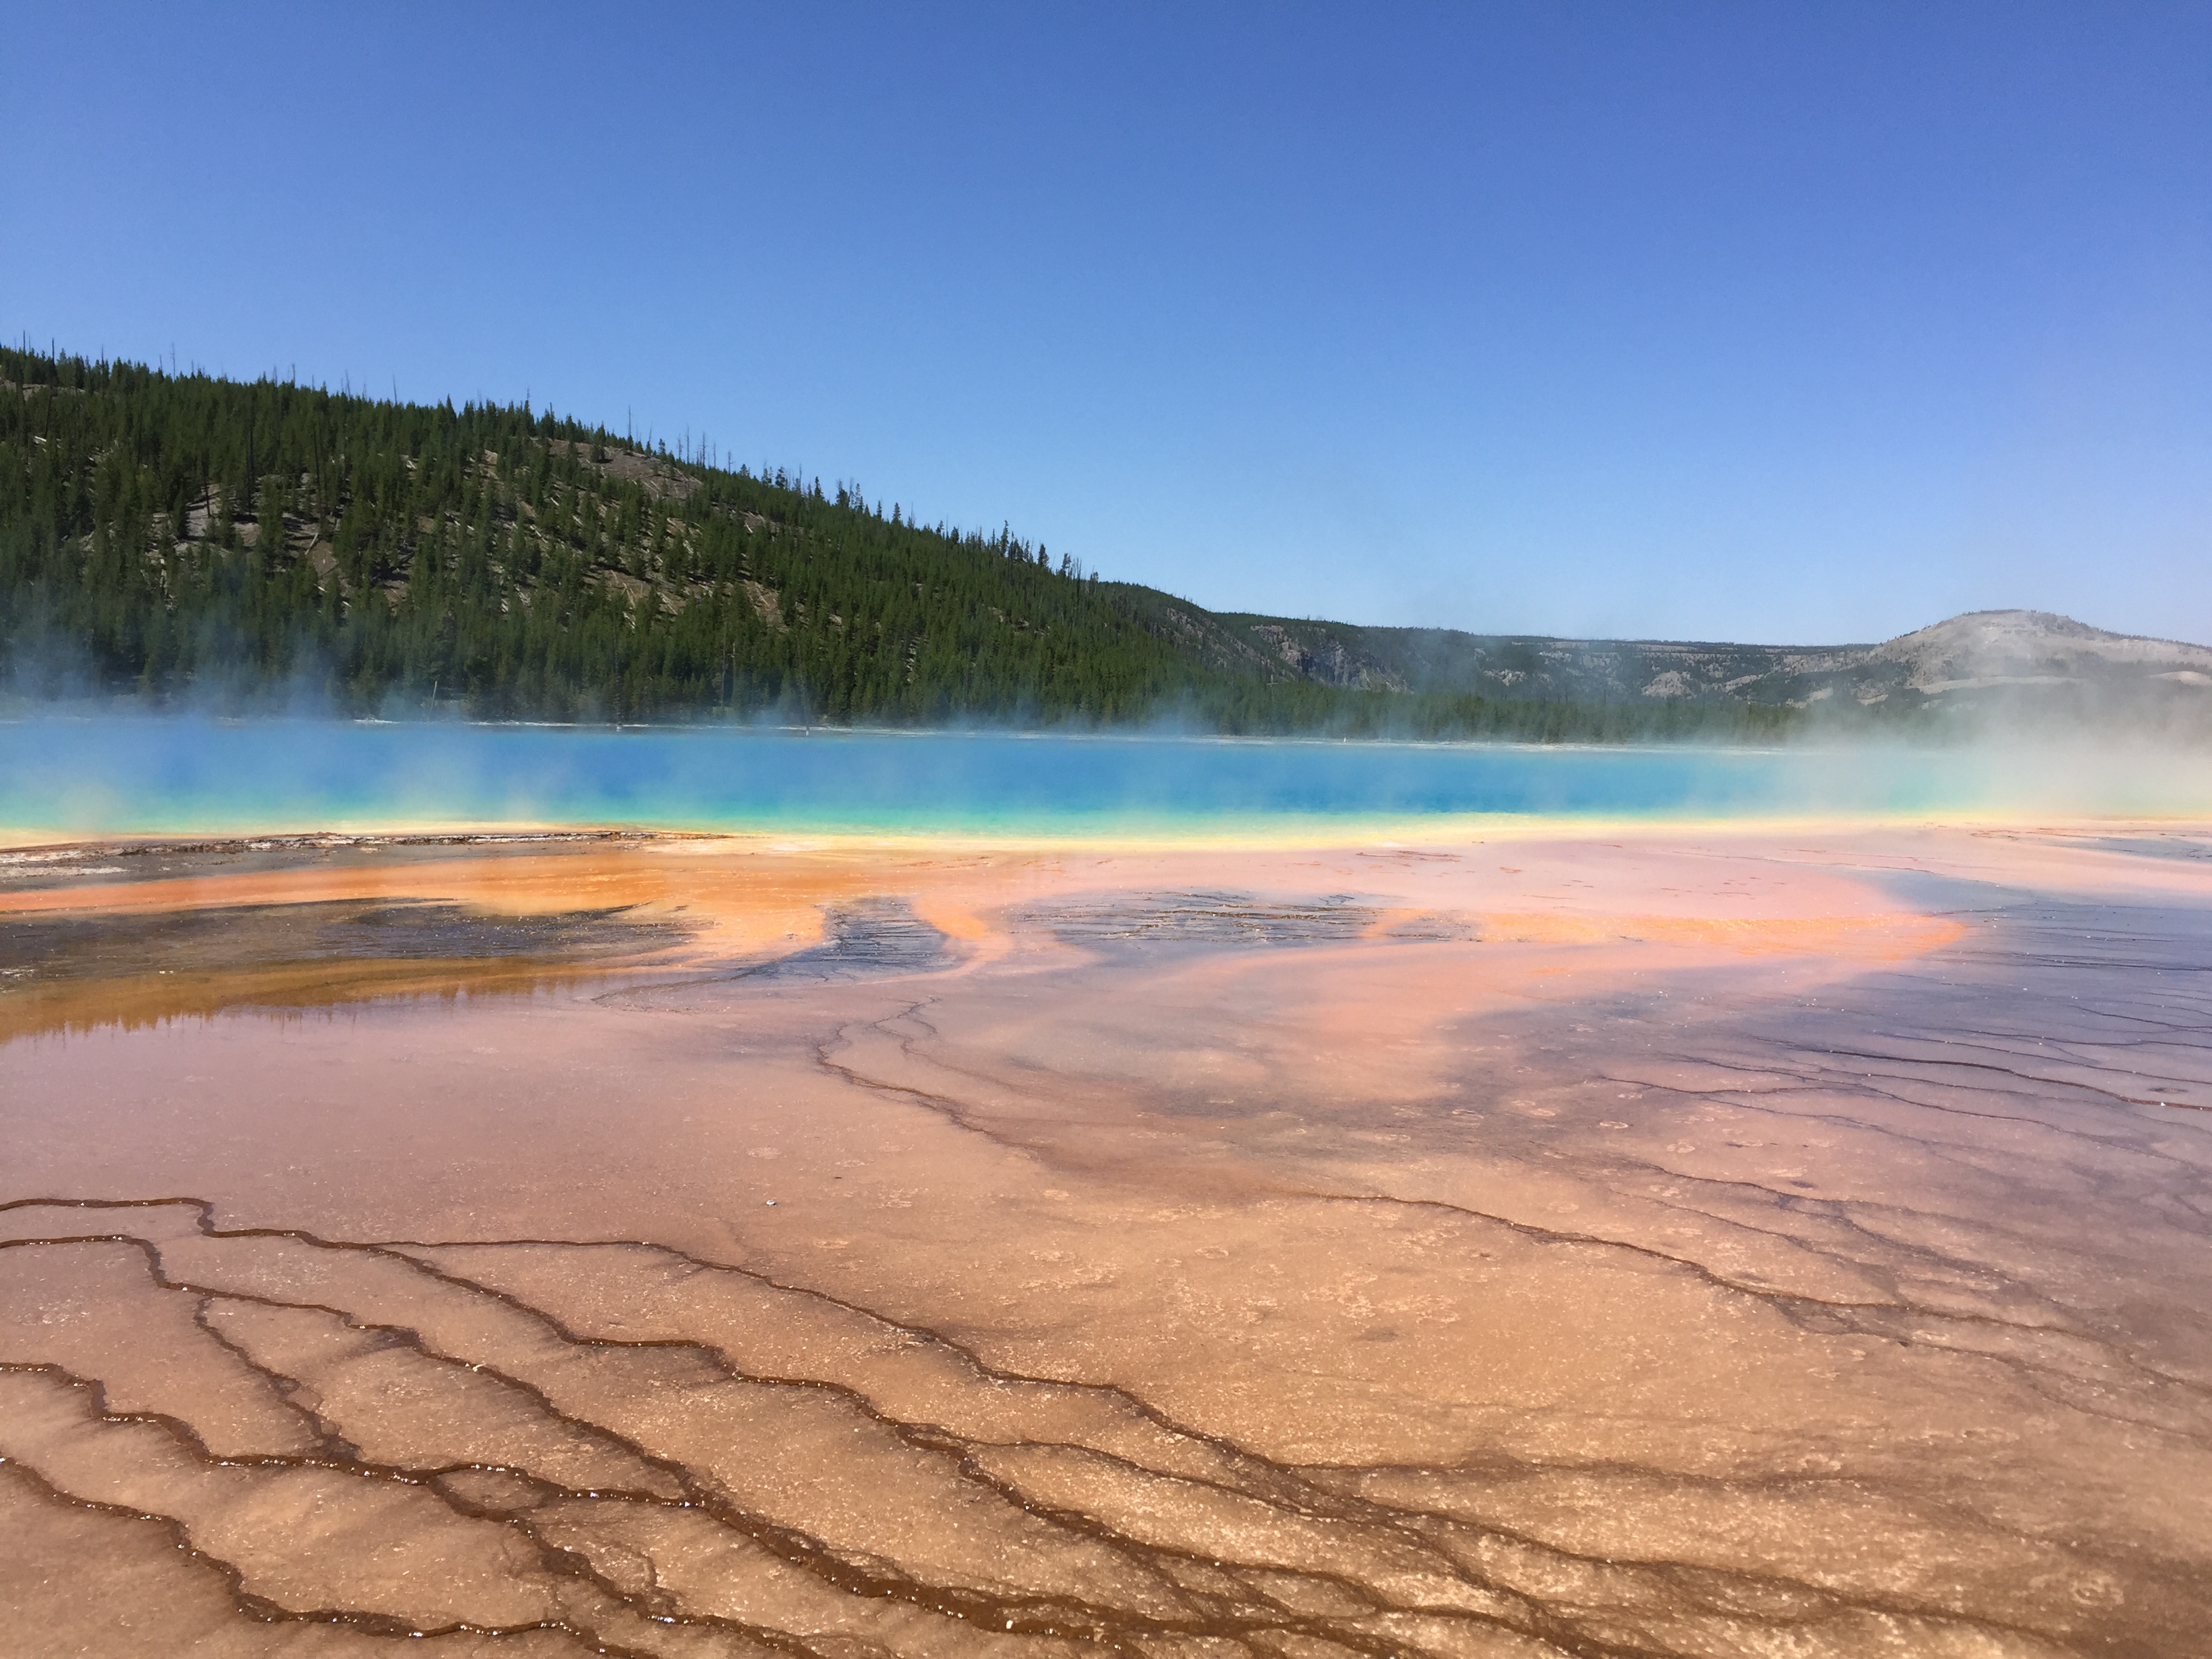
xmin=3 ymin=346 xmax=2201 ymax=739
xmin=1207 ymin=609 xmax=2212 ymax=722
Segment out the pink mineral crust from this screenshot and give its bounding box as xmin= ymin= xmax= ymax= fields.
xmin=2 ymin=823 xmax=2209 ymax=1656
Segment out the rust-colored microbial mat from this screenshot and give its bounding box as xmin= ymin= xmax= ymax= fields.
xmin=3 ymin=825 xmax=2211 ymax=1658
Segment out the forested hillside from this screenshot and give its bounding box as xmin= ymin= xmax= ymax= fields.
xmin=0 ymin=346 xmax=1799 ymax=739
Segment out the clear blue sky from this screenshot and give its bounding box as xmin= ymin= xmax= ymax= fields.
xmin=6 ymin=2 xmax=2207 ymax=645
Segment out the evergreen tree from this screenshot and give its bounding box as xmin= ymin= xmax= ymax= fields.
xmin=0 ymin=344 xmax=1814 ymax=742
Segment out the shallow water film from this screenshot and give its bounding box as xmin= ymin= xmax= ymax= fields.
xmin=9 ymin=719 xmax=2212 ymax=837
xmin=4 ymin=825 xmax=2211 ymax=1657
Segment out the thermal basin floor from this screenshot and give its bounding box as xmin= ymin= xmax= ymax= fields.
xmin=3 ymin=823 xmax=2209 ymax=1658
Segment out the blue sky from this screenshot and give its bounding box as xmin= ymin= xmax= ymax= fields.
xmin=6 ymin=2 xmax=2208 ymax=644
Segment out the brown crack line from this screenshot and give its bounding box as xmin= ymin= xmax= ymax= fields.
xmin=0 ymin=1213 xmax=1601 ymax=1657
xmin=0 ymin=1198 xmax=2127 ymax=1658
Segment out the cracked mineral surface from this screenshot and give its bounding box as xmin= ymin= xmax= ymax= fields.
xmin=2 ymin=825 xmax=2209 ymax=1656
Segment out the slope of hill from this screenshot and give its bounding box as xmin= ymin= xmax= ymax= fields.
xmin=0 ymin=348 xmax=1222 ymax=724
xmin=1203 ymin=608 xmax=2212 ymax=719
xmin=3 ymin=346 xmax=2201 ymax=739
xmin=1862 ymin=610 xmax=2212 ymax=696
xmin=0 ymin=348 xmax=1790 ymax=740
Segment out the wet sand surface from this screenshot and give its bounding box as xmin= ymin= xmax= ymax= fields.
xmin=3 ymin=825 xmax=2211 ymax=1658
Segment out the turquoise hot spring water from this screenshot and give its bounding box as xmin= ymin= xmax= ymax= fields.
xmin=2 ymin=718 xmax=2207 ymax=840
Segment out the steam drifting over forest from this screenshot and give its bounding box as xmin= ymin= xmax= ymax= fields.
xmin=5 ymin=346 xmax=2206 ymax=743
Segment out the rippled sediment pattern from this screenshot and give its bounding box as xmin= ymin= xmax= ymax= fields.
xmin=3 ymin=827 xmax=2210 ymax=1656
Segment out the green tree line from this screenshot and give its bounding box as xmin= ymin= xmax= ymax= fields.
xmin=0 ymin=345 xmax=1800 ymax=742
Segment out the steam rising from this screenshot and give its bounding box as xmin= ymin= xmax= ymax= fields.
xmin=3 ymin=716 xmax=2209 ymax=842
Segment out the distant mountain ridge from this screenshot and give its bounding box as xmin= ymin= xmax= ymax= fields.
xmin=1178 ymin=607 xmax=2212 ymax=712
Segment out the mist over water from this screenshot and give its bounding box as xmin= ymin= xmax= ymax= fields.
xmin=9 ymin=720 xmax=2212 ymax=1653
xmin=4 ymin=717 xmax=2209 ymax=839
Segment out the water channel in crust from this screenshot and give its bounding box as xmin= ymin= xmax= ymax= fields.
xmin=3 ymin=820 xmax=2211 ymax=1656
